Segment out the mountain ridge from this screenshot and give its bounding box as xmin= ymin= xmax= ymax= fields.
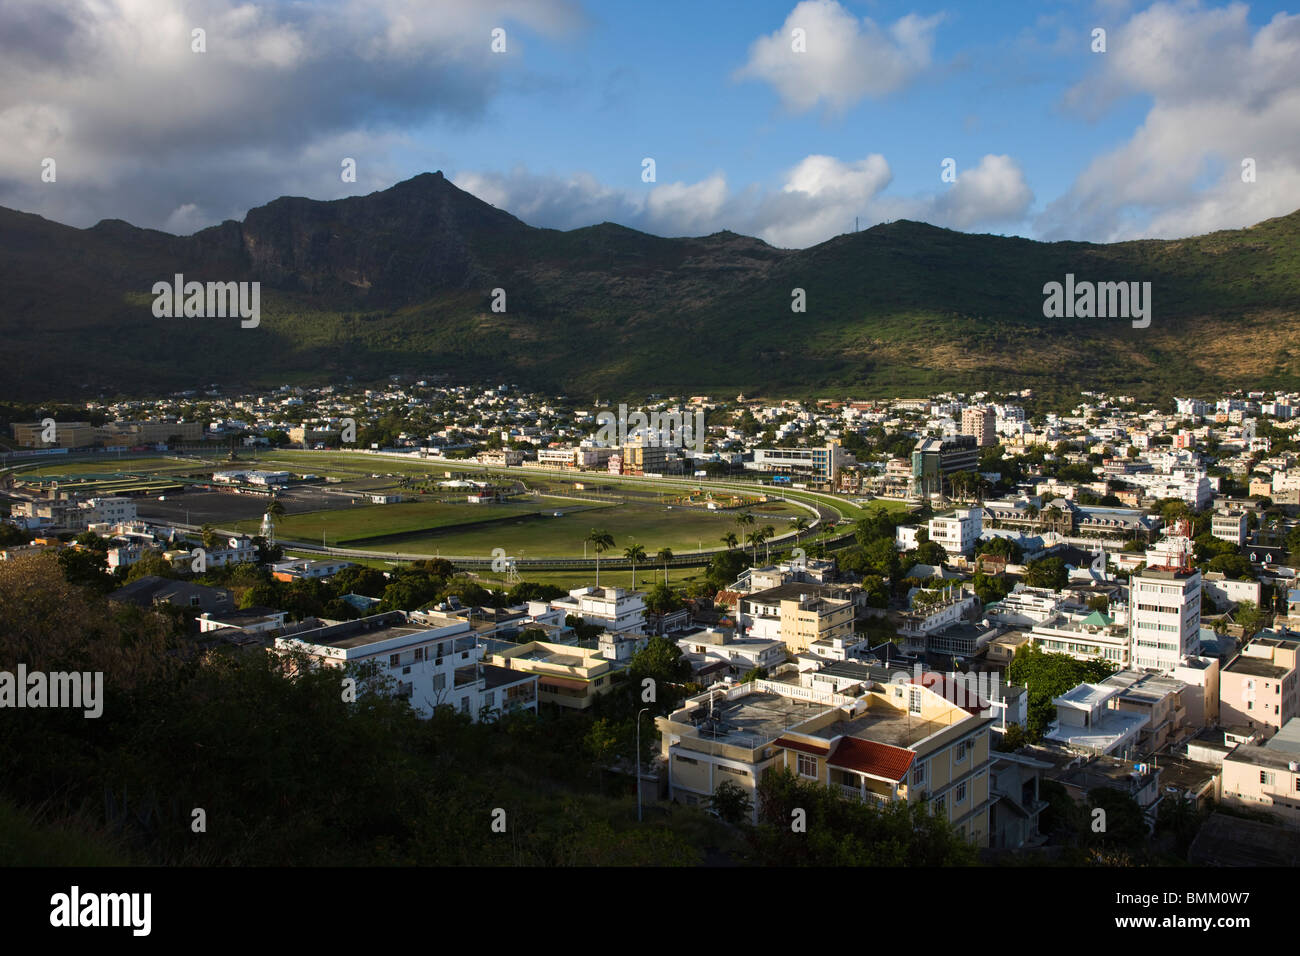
xmin=1 ymin=173 xmax=1298 ymax=402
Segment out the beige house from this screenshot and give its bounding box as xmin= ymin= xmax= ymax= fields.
xmin=1220 ymin=719 xmax=1300 ymax=827
xmin=1220 ymin=637 xmax=1300 ymax=734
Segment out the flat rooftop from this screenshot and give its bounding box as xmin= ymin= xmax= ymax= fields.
xmin=1225 ymin=656 xmax=1289 ymax=679
xmin=675 ymin=691 xmax=831 ymax=748
xmin=809 ymin=706 xmax=958 ymax=749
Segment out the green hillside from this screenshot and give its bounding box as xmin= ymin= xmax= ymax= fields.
xmin=1 ymin=171 xmax=1297 ymax=401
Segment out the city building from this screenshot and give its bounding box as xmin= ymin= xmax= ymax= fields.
xmin=276 ymin=611 xmax=537 ymax=720
xmin=911 ymin=436 xmax=979 ymax=497
xmin=1219 ymin=636 xmax=1300 ymax=734
xmin=961 ymin=406 xmax=996 ymax=447
xmin=488 ymin=640 xmax=622 ymax=709
xmin=751 ymin=441 xmax=847 ymax=488
xmin=928 ymin=507 xmax=982 ymax=556
xmin=1128 ymin=529 xmax=1202 ymax=672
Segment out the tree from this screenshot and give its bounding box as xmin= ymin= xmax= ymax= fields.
xmin=629 ymin=637 xmax=693 ymax=712
xmin=587 ymin=528 xmax=614 ymax=587
xmin=200 ymin=524 xmax=220 ymax=551
xmin=644 ymin=583 xmax=683 ymax=615
xmin=720 ymin=531 xmax=739 ymax=551
xmin=623 ymin=543 xmax=646 ymax=588
xmin=708 ymin=779 xmax=754 ymax=825
xmin=265 ymin=498 xmax=286 ymax=520
xmin=762 ymin=525 xmax=776 ymax=563
xmin=656 ymin=547 xmax=673 ymax=586
xmin=1025 ymin=557 xmax=1068 ymax=590
xmin=915 ymin=540 xmax=947 ymax=568
xmin=1008 ymin=644 xmax=1117 ymax=740
xmin=57 ymin=548 xmax=111 ymax=594
xmin=792 ymin=516 xmax=809 ymax=538
xmin=1232 ymin=600 xmax=1267 ymax=638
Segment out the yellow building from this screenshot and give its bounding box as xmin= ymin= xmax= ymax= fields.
xmin=657 ymin=674 xmax=994 ymax=843
xmin=489 ymin=641 xmax=621 ymax=709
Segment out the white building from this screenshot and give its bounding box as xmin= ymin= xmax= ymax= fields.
xmin=1211 ymin=510 xmax=1248 ymax=546
xmin=550 ymin=586 xmax=647 ymax=633
xmin=276 ymin=611 xmax=537 ymax=720
xmin=928 ymin=508 xmax=982 ymax=556
xmin=1129 ymin=533 xmax=1202 ymax=672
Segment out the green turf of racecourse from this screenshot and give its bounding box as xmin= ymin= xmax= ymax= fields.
xmin=354 ymin=498 xmax=807 ymax=558
xmin=17 ymin=449 xmax=905 ymax=560
xmin=232 ymin=496 xmax=573 ymax=545
xmin=15 ymin=457 xmax=203 ymax=478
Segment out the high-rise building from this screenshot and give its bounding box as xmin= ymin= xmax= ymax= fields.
xmin=961 ymin=406 xmax=996 ymax=447
xmin=1129 ymin=525 xmax=1201 ymax=672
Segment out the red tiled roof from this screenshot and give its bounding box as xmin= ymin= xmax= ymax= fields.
xmin=714 ymin=590 xmax=741 ymax=609
xmin=828 ymin=737 xmax=915 ymax=781
xmin=773 ymin=736 xmax=831 ymax=756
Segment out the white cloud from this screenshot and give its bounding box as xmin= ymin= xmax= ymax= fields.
xmin=1040 ymin=2 xmax=1300 ymax=241
xmin=734 ymin=0 xmax=943 ymax=113
xmin=450 ymin=151 xmax=1032 ymax=248
xmin=0 ymin=0 xmax=585 ymax=230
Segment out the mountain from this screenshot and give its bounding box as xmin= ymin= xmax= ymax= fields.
xmin=1 ymin=170 xmax=1299 ymax=402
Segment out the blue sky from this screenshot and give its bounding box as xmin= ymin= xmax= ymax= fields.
xmin=2 ymin=0 xmax=1298 ymax=246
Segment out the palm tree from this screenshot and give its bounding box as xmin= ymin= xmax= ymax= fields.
xmin=763 ymin=525 xmax=776 ymax=563
xmin=200 ymin=523 xmax=219 ymax=551
xmin=721 ymin=531 xmax=739 ymax=551
xmin=265 ymin=498 xmax=286 ymax=520
xmin=657 ymin=547 xmax=673 ymax=586
xmin=793 ymin=516 xmax=809 ymax=538
xmin=746 ymin=531 xmax=763 ymax=563
xmin=587 ymin=529 xmax=614 ymax=587
xmin=624 ymin=543 xmax=646 ymax=588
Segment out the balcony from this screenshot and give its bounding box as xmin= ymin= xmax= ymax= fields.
xmin=836 ymin=783 xmax=893 ymax=806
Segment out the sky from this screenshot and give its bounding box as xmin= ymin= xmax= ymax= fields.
xmin=1 ymin=0 xmax=1298 ymax=247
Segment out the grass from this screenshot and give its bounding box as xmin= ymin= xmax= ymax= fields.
xmin=0 ymin=797 xmax=130 ymax=866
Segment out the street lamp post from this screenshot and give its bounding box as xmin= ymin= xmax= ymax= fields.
xmin=636 ymin=706 xmax=650 ymax=822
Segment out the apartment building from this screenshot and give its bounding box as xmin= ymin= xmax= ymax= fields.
xmin=928 ymin=507 xmax=982 ymax=556
xmin=961 ymin=406 xmax=996 ymax=448
xmin=1128 ymin=539 xmax=1202 ymax=672
xmin=276 ymin=611 xmax=538 ymax=720
xmin=771 ymin=677 xmax=995 ymax=844
xmin=740 ymin=583 xmax=855 ymax=655
xmin=676 ymin=628 xmax=788 ymax=676
xmin=1045 ymin=683 xmax=1148 ymax=755
xmin=1030 ymin=609 xmax=1131 ymax=667
xmin=1211 ymin=509 xmax=1249 ymax=546
xmin=549 ymin=586 xmax=646 ymax=633
xmin=1220 ymin=636 xmax=1300 ymax=734
xmin=1220 ymin=719 xmax=1300 ymax=827
xmin=489 ymin=640 xmax=621 ymax=709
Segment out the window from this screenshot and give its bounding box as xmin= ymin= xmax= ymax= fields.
xmin=797 ymin=753 xmax=818 ymax=778
xmin=956 ymin=782 xmax=967 ymax=803
xmin=415 ymin=647 xmax=426 ymax=663
xmin=433 ymin=674 xmax=446 ymax=691
xmin=389 ymin=653 xmax=400 ymax=668
xmin=955 ymin=740 xmax=969 ymax=762
xmin=1261 ymin=771 xmax=1275 ymax=785
xmin=484 ymin=691 xmax=495 ymax=709
xmin=909 ymin=687 xmax=923 ymax=716
xmin=460 ymin=697 xmax=470 ymax=714
xmin=932 ymin=794 xmax=946 ymax=817
xmin=912 ymin=762 xmax=926 ymax=786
